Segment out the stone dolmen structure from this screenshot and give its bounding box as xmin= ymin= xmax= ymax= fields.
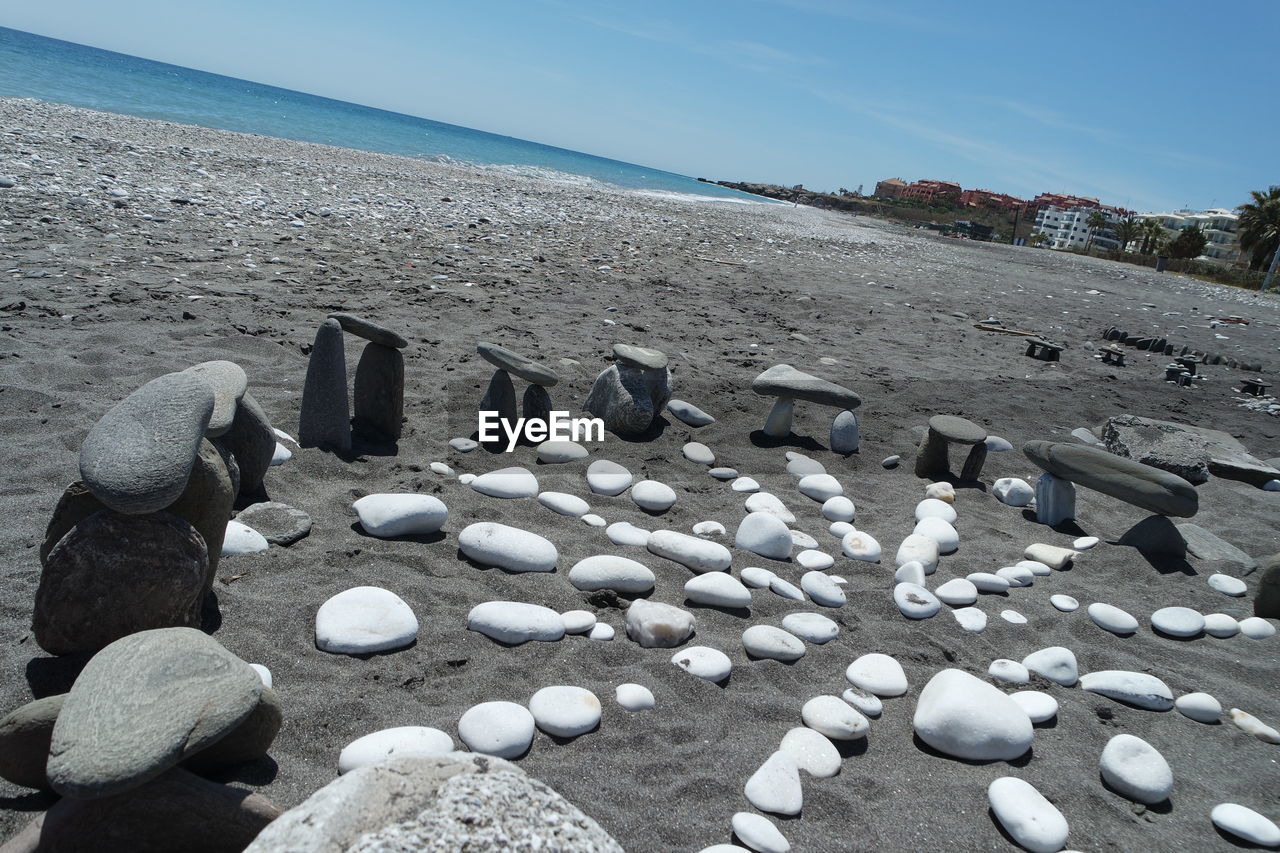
xmin=476 ymin=341 xmax=560 ymax=435
xmin=299 ymin=312 xmax=408 ymax=450
xmin=914 ymin=415 xmax=988 ymax=481
xmin=1023 ymin=337 xmax=1063 ymax=362
xmin=585 ymin=344 xmax=672 ymax=436
xmin=1022 ymin=439 xmax=1199 ymax=526
xmin=750 ymin=364 xmax=860 ymax=444
xmin=34 ymin=361 xmax=278 ymax=656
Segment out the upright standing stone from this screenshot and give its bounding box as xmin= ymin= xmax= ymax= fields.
xmin=298 ymin=319 xmax=350 ymax=451
xmin=830 ymin=410 xmax=860 ymax=454
xmin=1034 ymin=474 xmax=1076 ymax=525
xmin=164 ymin=439 xmax=236 ymax=591
xmin=353 ymin=343 xmax=405 ymax=441
xmin=523 ymin=384 xmax=553 ymax=425
xmin=479 ymin=370 xmax=519 ymax=438
xmin=220 ymin=393 xmax=276 ymax=495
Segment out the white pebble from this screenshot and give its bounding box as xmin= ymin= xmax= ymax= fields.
xmin=457 ymin=701 xmax=535 ymax=759
xmin=1009 ymin=691 xmax=1058 ymax=723
xmin=894 ymin=582 xmax=940 ymax=619
xmin=935 ymin=578 xmax=977 ymax=606
xmin=1175 ymin=691 xmax=1222 ymax=724
xmin=744 ymin=751 xmax=802 ymax=815
xmin=1208 ymin=573 xmax=1247 ymax=596
xmin=1239 ymin=617 xmax=1277 ymax=639
xmin=845 ymin=653 xmax=907 ymax=696
xmin=1230 ymin=708 xmax=1280 ymax=743
xmin=778 ymin=726 xmax=840 ymax=778
xmin=952 ymin=607 xmax=987 ymax=632
xmin=988 ymin=659 xmax=1030 ymax=683
xmin=821 ymin=495 xmax=855 ymax=522
xmin=338 ymin=726 xmax=453 ymax=774
xmin=1088 ymin=602 xmax=1139 ymax=635
xmin=1211 ymin=803 xmax=1280 ymax=847
xmin=987 ymin=777 xmax=1070 ymax=853
xmin=631 ymin=479 xmax=677 ymax=512
xmin=1100 ymin=733 xmax=1173 ymax=804
xmin=731 ymin=812 xmax=790 ymax=853
xmin=841 ymin=530 xmax=882 ymax=562
xmin=685 ymin=573 xmax=753 ymax=609
xmin=742 ymin=625 xmax=806 ymax=662
xmin=1050 ymin=595 xmax=1079 ymax=612
xmin=782 ymin=612 xmax=839 ymax=644
xmin=1001 ymin=609 xmax=1027 ymax=624
xmin=588 ymin=623 xmax=614 ymax=641
xmin=528 ymin=686 xmax=601 ymax=737
xmin=802 ymin=695 xmax=868 ymax=740
xmin=615 ymin=683 xmax=654 ymax=711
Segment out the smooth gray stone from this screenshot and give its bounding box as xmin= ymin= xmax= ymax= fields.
xmin=479 ymin=369 xmax=518 ymax=438
xmin=751 ymin=364 xmax=860 ymax=408
xmin=298 ymin=319 xmax=351 ymax=451
xmin=477 ymin=342 xmax=559 ymax=386
xmin=612 ymin=343 xmax=668 ymax=370
xmin=830 ymin=410 xmax=860 ymax=454
xmin=164 ymin=439 xmax=236 ymax=592
xmin=522 ymin=383 xmax=553 ymax=425
xmin=41 ymin=481 xmax=106 ymax=566
xmin=1254 ymin=554 xmax=1280 ymax=618
xmin=328 ymin=312 xmax=408 ymax=349
xmin=0 ymin=694 xmax=65 ymax=790
xmin=928 ymin=414 xmax=986 ymax=444
xmin=1103 ymin=416 xmax=1280 ymax=486
xmin=234 ymin=501 xmax=312 ymax=546
xmin=182 ymin=688 xmax=283 ymax=774
xmin=1176 ymin=523 xmax=1256 ymax=568
xmin=1023 ymin=440 xmax=1198 ymax=517
xmin=34 ymin=511 xmax=208 ymax=657
xmin=1101 ymin=415 xmax=1211 ymax=484
xmin=184 ymin=361 xmax=247 ymax=438
xmin=48 ymin=627 xmax=262 ymax=799
xmin=353 ymin=343 xmax=404 ymax=441
xmin=959 ymin=442 xmax=988 ymax=481
xmin=12 ymin=766 xmax=280 ymax=853
xmin=584 ymin=363 xmax=672 ymax=436
xmin=219 ymin=392 xmax=275 ymax=495
xmin=666 ymin=399 xmax=715 ymax=427
xmin=80 ymin=372 xmax=215 ymax=514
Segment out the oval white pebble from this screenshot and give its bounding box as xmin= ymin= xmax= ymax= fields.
xmin=993 ymin=477 xmax=1035 ymax=507
xmin=586 ymin=459 xmax=633 ymax=495
xmin=632 ymin=479 xmax=677 ymax=512
xmin=1175 ymin=691 xmax=1222 ymax=724
xmin=894 ymin=560 xmax=927 ymax=586
xmin=796 ymin=549 xmax=835 ymax=570
xmin=1009 ymin=691 xmax=1058 ymax=724
xmin=1001 ymin=610 xmax=1027 ymax=624
xmin=731 ymin=476 xmax=761 ymax=493
xmin=529 ymin=686 xmax=601 ymax=737
xmin=731 ymin=812 xmax=790 ymax=853
xmin=470 ymin=466 xmax=539 ymax=499
xmin=1050 ymin=595 xmax=1079 ymax=612
xmin=744 ymin=751 xmax=803 ymax=815
xmin=1239 ymin=617 xmax=1277 ymax=639
xmin=735 ymin=511 xmax=794 ymax=560
xmin=615 ymin=683 xmax=655 ymax=711
xmin=914 ymin=498 xmax=957 ymax=524
xmin=968 ymin=572 xmax=1011 ymax=594
xmin=1203 ymin=613 xmax=1240 ymax=638
xmin=1230 ymin=708 xmax=1280 ymax=743
xmin=797 ymin=473 xmax=843 ymax=502
xmin=1088 ymin=602 xmax=1139 ymax=635
xmin=996 ymin=565 xmax=1035 ymax=587
xmin=782 ymin=612 xmax=839 ymax=644
xmin=352 ymin=493 xmax=450 ymax=538
xmin=743 ymin=625 xmax=806 ymax=662
xmin=740 ymin=566 xmax=777 ymax=588
xmin=686 ymin=573 xmax=753 ymax=609
xmin=841 ymin=530 xmax=882 ymax=563
xmin=560 ymin=610 xmax=596 ymax=634
xmin=745 ymin=492 xmax=795 ymax=523
xmin=1072 ymin=536 xmax=1099 ymax=550
xmin=845 ymin=653 xmax=907 ymax=697
xmin=682 ymin=441 xmax=715 ymax=465
xmin=1022 ymin=647 xmax=1078 ymax=686
xmin=1151 ymin=606 xmax=1204 ymax=638
xmin=801 ymin=571 xmax=846 ymax=608
xmin=671 ymin=646 xmax=733 ymax=682
xmin=467 ymin=601 xmax=566 ymax=645
xmin=895 ymin=533 xmax=939 ymax=575
xmin=987 ymin=776 xmax=1070 ymax=853
xmin=606 ymin=521 xmax=650 ymax=547
xmin=457 ymin=701 xmax=535 ymax=759
xmin=568 ymin=555 xmax=655 ymax=594
xmin=914 ymin=670 xmax=1033 ymax=761
xmin=648 ymin=529 xmax=733 ymax=573
xmin=802 ymin=695 xmax=868 ymax=740
xmin=581 ymin=513 xmax=605 ymax=527
xmin=821 ymin=496 xmax=855 ymax=522
xmin=842 ymin=688 xmax=883 ymax=717
xmin=1079 ymin=670 xmax=1174 ymax=710
xmin=952 ymin=607 xmax=987 ymax=632
xmin=537 ymin=491 xmax=590 ymax=517
xmin=316 ymin=586 xmax=418 ymax=654
xmin=768 ymin=577 xmax=805 ymax=601
xmin=894 ymin=582 xmax=940 ymax=619
xmin=778 ymin=726 xmax=840 ymax=778
xmin=1207 ymin=573 xmax=1247 ymax=597
xmin=829 ymin=521 xmax=855 ymax=538
xmin=1210 ymin=803 xmax=1280 ymax=847
xmin=989 ymin=659 xmax=1030 ymax=683
xmin=913 ymin=516 xmax=959 ymax=554
xmin=459 ymin=522 xmax=558 ymax=573
xmin=222 ymin=520 xmax=269 ymax=555
xmin=693 ymin=520 xmax=726 ymax=538
xmin=1100 ymin=733 xmax=1173 ymax=804
xmin=935 ymin=578 xmax=977 ymax=606
xmin=337 ymin=726 xmax=454 ymax=774
xmin=588 ymin=623 xmax=614 ymax=641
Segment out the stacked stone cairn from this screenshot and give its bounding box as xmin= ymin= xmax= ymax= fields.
xmin=750 ymin=363 xmax=861 ymax=445
xmin=914 ymin=415 xmax=988 ymax=482
xmin=584 ymin=344 xmax=672 ymax=436
xmin=33 ymin=361 xmax=277 ymax=657
xmin=476 ymin=341 xmax=560 ymax=441
xmin=0 ymin=628 xmax=283 ymax=851
xmin=299 ymin=313 xmax=408 ymax=450
xmin=1102 ymin=325 xmax=1263 ymax=373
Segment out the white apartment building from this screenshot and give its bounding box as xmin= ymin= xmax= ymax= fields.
xmin=1135 ymin=208 xmax=1241 ymax=265
xmin=1033 ymin=206 xmax=1119 ymax=251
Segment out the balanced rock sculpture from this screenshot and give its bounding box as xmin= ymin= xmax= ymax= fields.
xmin=915 ymin=415 xmax=988 ymax=481
xmin=476 ymin=341 xmax=560 ymax=440
xmin=751 ymin=364 xmax=860 ymax=440
xmin=330 ymin=312 xmax=408 ymax=442
xmin=585 ymin=344 xmax=672 ymax=437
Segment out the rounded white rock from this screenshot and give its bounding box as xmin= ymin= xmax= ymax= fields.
xmin=1100 ymin=733 xmax=1173 ymax=804
xmin=316 ymin=586 xmax=418 ymax=654
xmin=895 ymin=560 xmax=927 ymax=586
xmin=801 ymin=571 xmax=847 ymax=608
xmin=968 ymin=572 xmax=1011 ymax=594
xmin=802 ymin=695 xmax=869 ymax=740
xmin=631 ymin=479 xmax=677 ymax=512
xmin=1009 ymin=691 xmax=1058 ymax=724
xmin=924 ymin=481 xmax=956 ymax=503
xmin=821 ymin=495 xmax=856 ymax=522
xmin=625 ymin=599 xmax=695 ymax=648
xmin=740 ymin=566 xmax=777 ymax=588
xmin=456 ymin=701 xmax=535 ymax=759
xmin=914 ymin=498 xmax=957 ymax=524
xmin=588 ymin=623 xmax=614 ymax=641
xmin=222 ymin=520 xmax=269 ymax=556
xmin=467 ymin=601 xmax=566 ymax=645
xmin=337 ymin=726 xmax=454 ymax=774
xmin=768 ymin=577 xmax=805 ymax=601
xmin=1022 ymin=647 xmax=1078 ymax=686
xmin=535 ymin=440 xmax=589 ymax=463
xmin=1018 ymin=560 xmax=1053 ymax=577
xmin=828 ymin=521 xmax=855 ymax=538
xmin=586 ymin=459 xmax=633 ymax=496
xmin=685 ymin=573 xmax=753 ymax=609
xmin=744 ymin=751 xmax=803 ymax=816
xmin=797 ymin=473 xmax=843 ymax=502
xmin=735 ymin=511 xmax=794 ymax=560
xmin=914 ymin=670 xmax=1034 ymax=761
xmin=841 ymin=530 xmax=882 ymax=563
xmin=693 ymin=520 xmax=726 ymax=538
xmin=648 ymin=529 xmax=733 ymax=573
xmin=731 ymin=476 xmax=761 ymax=493
xmin=568 ymin=555 xmax=655 ymax=594
xmin=615 ymin=683 xmax=655 ymax=711
xmin=1050 ymin=595 xmax=1079 ymax=612
xmin=895 ymin=534 xmax=940 ymax=575
xmin=996 ymin=565 xmax=1035 ymax=587
xmin=529 ymin=686 xmax=601 ymax=737
xmin=952 ymin=607 xmax=987 ymax=632
xmin=989 ymin=659 xmax=1030 ymax=683
xmin=936 ymin=578 xmax=978 ymax=606
xmin=1175 ymin=691 xmax=1222 ymax=723
xmin=745 ymin=492 xmax=795 ymax=523
xmin=1073 ymin=536 xmax=1099 ymax=550
xmin=1239 ymin=617 xmax=1277 ymax=639
xmin=796 ymin=550 xmax=835 ymax=570
xmin=1204 ymin=613 xmax=1240 ymax=638
xmin=606 ymin=521 xmax=651 ymax=547
xmin=560 ymin=610 xmax=596 ymax=634
xmin=459 ymin=522 xmax=558 ymax=573
xmin=782 ymin=612 xmax=839 ymax=644
xmin=894 ymin=582 xmax=940 ymax=619
xmin=708 ymin=467 xmax=739 ymax=480
xmin=1079 ymin=670 xmax=1174 ymax=710
xmin=1151 ymin=606 xmax=1204 ymax=638
xmin=1088 ymin=602 xmax=1139 ymax=635
xmin=778 ymin=726 xmax=841 ymax=778
xmin=1210 ymin=803 xmax=1280 ymax=848
xmin=842 ymin=688 xmax=883 ymax=717
xmin=1001 ymin=609 xmax=1027 ymax=624
xmin=429 ymin=461 xmax=453 ymax=476
xmin=537 ymin=491 xmax=590 ymax=517
xmin=993 ymin=478 xmax=1035 ymax=507
xmin=682 ymin=441 xmax=715 ymax=465
xmin=671 ymin=646 xmax=733 ymax=682
xmin=731 ymin=812 xmax=790 ymax=853
xmin=845 ymin=653 xmax=907 ymax=697
xmin=987 ymin=776 xmax=1070 ymax=853
xmin=470 ymin=466 xmax=539 ymax=499
xmin=913 ymin=516 xmax=959 ymax=554
xmin=743 ymin=625 xmax=806 ymax=662
xmin=789 ymin=529 xmax=818 ymax=550
xmin=581 ymin=513 xmax=606 ymax=527
xmin=1208 ymin=573 xmax=1247 ymax=597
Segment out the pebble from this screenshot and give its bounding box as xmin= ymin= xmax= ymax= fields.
xmin=789 ymin=529 xmax=817 ymax=549
xmin=1050 ymin=595 xmax=1079 ymax=612
xmin=732 ymin=476 xmax=761 ymax=493
xmin=935 ymin=578 xmax=977 ymax=606
xmin=1175 ymin=692 xmax=1222 ymax=723
xmin=894 ymin=582 xmax=940 ymax=619
xmin=731 ymin=812 xmax=790 ymax=853
xmin=1001 ymin=609 xmax=1027 ymax=624
xmin=1018 ymin=560 xmax=1052 ymax=577
xmin=606 ymin=521 xmax=651 ymax=547
xmin=1024 ymin=543 xmax=1076 ymax=570
xmin=337 ymin=727 xmax=453 ymax=774
xmin=625 ymin=599 xmax=695 ymax=648
xmin=952 ymin=607 xmax=987 ymax=632
xmin=1087 ymin=602 xmax=1139 ymax=635
xmin=845 ymin=653 xmax=907 ymax=696
xmin=1240 ymin=617 xmax=1277 ymax=639
xmin=685 ymin=573 xmax=753 ymax=609
xmin=1210 ymin=803 xmax=1280 ymax=847
xmin=560 ymin=610 xmax=596 ymax=634
xmin=781 ymin=612 xmax=839 ymax=644
xmin=895 ymin=534 xmax=939 ymax=574
xmin=587 ymin=622 xmax=614 ymax=641
xmin=797 ymin=473 xmax=843 ymax=502
xmin=996 ymin=565 xmax=1035 ymax=587
xmin=740 ymin=567 xmax=777 ymax=588
xmin=913 ymin=517 xmax=959 ymax=554
xmin=222 ymin=520 xmax=269 ymax=555
xmin=742 ymin=626 xmax=806 ymax=662
xmin=802 ymin=695 xmax=869 ymax=740
xmin=1230 ymin=708 xmax=1280 ymax=743
xmin=987 ymin=777 xmax=1070 ymax=853
xmin=647 ymin=529 xmax=733 ymax=572
xmin=985 ymin=435 xmax=1014 ymax=452
xmin=914 ymin=670 xmax=1034 ymax=761
xmin=1208 ymin=573 xmax=1248 ymax=597
xmin=1151 ymin=606 xmax=1205 ymax=638
xmin=529 ymin=686 xmax=601 ymax=737
xmin=924 ymin=481 xmax=955 ymax=503
xmin=583 ymin=514 xmax=606 ymax=527
xmin=456 ymin=701 xmax=535 ymax=759
xmin=586 ymin=459 xmax=633 ymax=495
xmin=778 ymin=727 xmax=840 ymax=778
xmin=914 ymin=500 xmax=958 ymax=527
xmin=1073 ymin=536 xmax=1099 ymax=550
xmin=841 ymin=530 xmax=882 ymax=562
xmin=894 ymin=560 xmax=926 ymax=586
xmin=1009 ymin=691 xmax=1058 ymax=724
xmin=458 ymin=473 xmax=476 ymax=485
xmin=352 ymin=494 xmax=448 ymax=537
xmin=568 ymin=555 xmax=655 ymax=594
xmin=667 ymin=399 xmax=716 ymax=427
xmin=316 ymin=587 xmax=418 ymax=654
xmin=467 ymin=601 xmax=566 ymax=645
xmin=429 ymin=461 xmax=453 ymax=475
xmin=1204 ymin=613 xmax=1240 ymax=637
xmin=768 ymin=577 xmax=805 ymax=601
xmin=1079 ymin=670 xmax=1174 ymax=710
xmin=989 ymin=659 xmax=1030 ymax=683
xmin=796 ymin=550 xmax=834 ymax=570
xmin=469 ymin=466 xmax=539 ymax=499
xmin=537 ymin=491 xmax=590 ymax=517
xmin=744 ymin=751 xmax=802 ymax=815
xmin=821 ymin=496 xmax=856 ymax=522
xmin=1100 ymin=734 xmax=1173 ymax=804
xmin=535 ymin=440 xmax=589 ymax=463
xmin=709 ymin=467 xmax=739 ymax=480
xmin=745 ymin=492 xmax=795 ymax=523
xmin=632 ymin=480 xmax=677 ymax=512
xmin=967 ymin=572 xmax=1011 ymax=593
xmin=735 ymin=511 xmax=794 ymax=560
xmin=993 ymin=477 xmax=1035 ymax=507
xmin=671 ymin=646 xmax=733 ymax=682
xmin=801 ymin=571 xmax=846 ymax=608
xmin=271 ymin=442 xmax=292 ymax=466
xmin=449 ymin=437 xmax=478 ymax=452
xmin=840 ymin=689 xmax=882 ymax=718
xmin=682 ymin=442 xmax=715 ymax=465
xmin=829 ymin=521 xmax=855 ymax=538
xmin=693 ymin=521 xmax=726 ymax=538
xmin=785 ymin=453 xmax=826 ymax=477
xmin=882 ymin=455 xmax=900 ymax=468
xmin=458 ymin=522 xmax=557 ymax=573
xmin=249 ymin=664 xmax=272 ymax=688
xmin=615 ymin=683 xmax=655 ymax=711
xmin=1022 ymin=647 xmax=1078 ymax=686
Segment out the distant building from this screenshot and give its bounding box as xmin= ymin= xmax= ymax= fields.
xmin=874 ymin=178 xmax=907 ymax=199
xmin=1135 ymin=209 xmax=1241 ymax=265
xmin=898 ymin=179 xmax=962 ymax=204
xmin=1032 ymin=206 xmax=1120 ymax=251
xmin=960 ymin=188 xmax=1027 ymax=212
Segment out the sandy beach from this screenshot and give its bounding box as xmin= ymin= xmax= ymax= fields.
xmin=1 ymin=97 xmax=1278 ymax=851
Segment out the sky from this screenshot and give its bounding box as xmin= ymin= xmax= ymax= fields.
xmin=2 ymin=0 xmax=1276 ymax=212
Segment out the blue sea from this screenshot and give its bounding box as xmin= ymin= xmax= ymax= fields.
xmin=0 ymin=26 xmax=769 ymax=204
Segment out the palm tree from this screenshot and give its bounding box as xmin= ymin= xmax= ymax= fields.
xmin=1112 ymin=216 xmax=1142 ymax=254
xmin=1139 ymin=218 xmax=1166 ymax=255
xmin=1084 ymin=210 xmax=1108 ymax=253
xmin=1237 ymin=186 xmax=1280 ymax=270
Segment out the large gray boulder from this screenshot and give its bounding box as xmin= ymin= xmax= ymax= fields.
xmin=79 ymin=372 xmax=215 ymax=514
xmin=1023 ymin=440 xmax=1198 ymax=517
xmin=219 ymin=392 xmax=276 ymax=495
xmin=244 ymin=754 xmax=620 ymax=853
xmin=1101 ymin=415 xmax=1280 ymax=487
xmin=584 ymin=361 xmax=672 ymax=436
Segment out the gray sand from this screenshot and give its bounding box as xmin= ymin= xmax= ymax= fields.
xmin=1 ymin=98 xmax=1278 ymax=851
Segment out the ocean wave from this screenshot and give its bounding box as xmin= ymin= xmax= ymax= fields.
xmin=629 ymin=189 xmax=777 ymax=205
